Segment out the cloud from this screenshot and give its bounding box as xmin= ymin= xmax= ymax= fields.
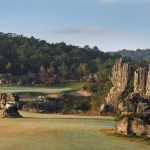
xmin=98 ymin=0 xmax=118 ymax=3
xmin=136 ymin=0 xmax=150 ymax=2
xmin=98 ymin=0 xmax=150 ymax=3
xmin=53 ymin=25 xmax=119 ymax=36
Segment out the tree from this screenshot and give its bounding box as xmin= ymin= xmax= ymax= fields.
xmin=77 ymin=63 xmax=88 ymax=79
xmin=84 ymin=45 xmax=91 ymax=50
xmin=47 ymin=66 xmax=55 ymax=77
xmin=5 ymin=62 xmax=12 ymax=72
xmin=92 ymin=46 xmax=99 ymax=51
xmin=95 ymin=58 xmax=101 ymax=70
xmin=58 ymin=64 xmax=69 ymax=79
xmin=39 ymin=65 xmax=47 ymax=82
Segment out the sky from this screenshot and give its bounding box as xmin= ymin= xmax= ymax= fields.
xmin=0 ymin=0 xmax=150 ymax=52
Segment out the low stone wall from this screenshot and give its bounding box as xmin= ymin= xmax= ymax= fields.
xmin=19 ymin=94 xmax=91 ymax=114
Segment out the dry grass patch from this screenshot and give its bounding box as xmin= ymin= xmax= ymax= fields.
xmin=101 ymin=129 xmax=150 ymax=146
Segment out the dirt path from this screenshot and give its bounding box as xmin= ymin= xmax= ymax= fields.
xmin=67 ymin=90 xmax=92 ymax=97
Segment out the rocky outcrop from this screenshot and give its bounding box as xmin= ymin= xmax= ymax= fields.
xmin=100 ymin=58 xmax=131 ymax=115
xmin=116 ymin=65 xmax=150 ymax=137
xmin=134 ymin=65 xmax=150 ymax=98
xmin=130 ymin=118 xmax=149 ymax=137
xmin=116 ymin=117 xmax=129 ymax=135
xmin=0 ymin=93 xmax=21 ymax=117
xmin=118 ymin=93 xmax=150 ymax=115
xmin=117 ymin=117 xmax=150 ymax=137
xmin=102 ymin=58 xmax=150 ymax=137
xmin=117 ymin=94 xmax=150 ymax=137
xmin=101 ymin=59 xmax=150 ymax=116
xmin=134 ymin=67 xmax=147 ymax=96
xmin=19 ymin=94 xmax=91 ymax=114
xmin=146 ymin=65 xmax=150 ymax=98
xmin=99 ymin=104 xmax=114 ymax=115
xmin=105 ymin=58 xmax=131 ymax=106
xmin=19 ymin=99 xmax=58 ymax=113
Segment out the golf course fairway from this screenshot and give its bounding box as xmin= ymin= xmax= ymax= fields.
xmin=0 ymin=111 xmax=150 ymax=150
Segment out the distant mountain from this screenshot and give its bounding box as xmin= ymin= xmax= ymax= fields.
xmin=109 ymin=49 xmax=150 ymax=61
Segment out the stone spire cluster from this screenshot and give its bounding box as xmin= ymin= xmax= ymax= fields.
xmin=105 ymin=58 xmax=150 ymax=107
xmin=100 ymin=58 xmax=150 ymax=137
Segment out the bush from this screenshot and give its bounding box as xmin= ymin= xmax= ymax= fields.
xmin=73 ymin=102 xmax=91 ymax=111
xmin=91 ymin=81 xmax=113 ymax=111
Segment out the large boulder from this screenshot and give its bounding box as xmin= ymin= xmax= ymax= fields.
xmin=130 ymin=118 xmax=148 ymax=136
xmin=116 ymin=117 xmax=129 ymax=135
xmin=117 ymin=94 xmax=150 ymax=137
xmin=0 ymin=93 xmax=21 ymax=117
xmin=147 ymin=126 xmax=150 ymax=137
xmin=99 ymin=104 xmax=114 ymax=115
xmin=117 ymin=117 xmax=150 ymax=137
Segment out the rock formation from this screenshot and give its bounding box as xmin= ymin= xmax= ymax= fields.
xmin=118 ymin=93 xmax=150 ymax=138
xmin=19 ymin=94 xmax=91 ymax=114
xmin=100 ymin=58 xmax=150 ymax=137
xmin=100 ymin=59 xmax=131 ymax=115
xmin=0 ymin=93 xmax=21 ymax=117
xmin=101 ymin=59 xmax=150 ymax=115
xmin=133 ymin=65 xmax=150 ymax=99
xmin=117 ymin=117 xmax=150 ymax=137
xmin=146 ymin=65 xmax=150 ymax=98
xmin=118 ymin=93 xmax=150 ymax=115
xmin=117 ymin=97 xmax=150 ymax=137
xmin=116 ymin=67 xmax=150 ymax=137
xmin=134 ymin=67 xmax=147 ymax=96
xmin=105 ymin=58 xmax=131 ymax=106
xmin=99 ymin=104 xmax=114 ymax=116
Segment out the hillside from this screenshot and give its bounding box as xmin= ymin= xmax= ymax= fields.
xmin=0 ymin=32 xmax=119 ymax=81
xmin=109 ymin=49 xmax=150 ymax=61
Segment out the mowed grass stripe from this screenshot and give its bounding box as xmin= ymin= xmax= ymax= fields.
xmin=0 ymin=83 xmax=83 ymax=94
xmin=0 ymin=86 xmax=71 ymax=94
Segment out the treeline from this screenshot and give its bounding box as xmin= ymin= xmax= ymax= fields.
xmin=0 ymin=32 xmax=120 ymax=80
xmin=109 ymin=49 xmax=150 ymax=61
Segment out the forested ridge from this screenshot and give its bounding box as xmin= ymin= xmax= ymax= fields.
xmin=109 ymin=49 xmax=150 ymax=61
xmin=0 ymin=32 xmax=119 ymax=79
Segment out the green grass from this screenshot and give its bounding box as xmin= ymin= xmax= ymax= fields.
xmin=0 ymin=82 xmax=83 ymax=94
xmin=0 ymin=111 xmax=149 ymax=150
